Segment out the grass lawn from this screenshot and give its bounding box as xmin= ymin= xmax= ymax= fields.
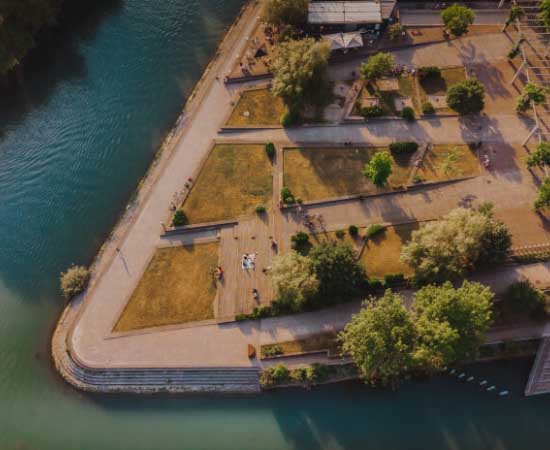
xmin=226 ymin=88 xmax=287 ymax=126
xmin=283 ymin=147 xmax=413 ymax=202
xmin=113 ymin=243 xmax=219 ymax=332
xmin=183 ymin=144 xmax=273 ymax=223
xmin=418 ymin=67 xmax=466 ymax=111
xmin=360 ymin=223 xmax=418 ymax=279
xmin=261 ymin=332 xmax=340 ymax=358
xmin=309 ymin=228 xmax=363 ymax=252
xmin=353 ymin=75 xmax=419 ymax=116
xmin=416 ymin=144 xmax=479 ymax=183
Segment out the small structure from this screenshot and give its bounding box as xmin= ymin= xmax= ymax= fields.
xmin=323 ymin=32 xmax=364 ymax=52
xmin=376 ymin=76 xmax=399 ymax=92
xmin=308 ymin=0 xmax=397 ymax=32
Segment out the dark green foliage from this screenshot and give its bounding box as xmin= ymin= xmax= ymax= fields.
xmin=262 ymin=345 xmax=283 ymax=357
xmin=422 ymin=101 xmax=436 ymax=115
xmin=280 ymin=110 xmax=300 ymax=127
xmin=535 ymin=177 xmax=550 ymax=210
xmin=255 ymin=205 xmax=266 ymax=214
xmin=348 ymin=225 xmax=359 ymax=236
xmin=383 ymin=273 xmax=405 ymax=288
xmin=291 ymin=231 xmax=310 ymax=252
xmin=0 ymin=0 xmax=63 ymax=75
xmin=441 ymin=4 xmax=475 ymax=36
xmin=172 ymin=209 xmax=188 ymax=227
xmin=527 ymin=142 xmax=550 ymax=169
xmin=260 ymin=363 xmax=291 ymax=387
xmin=307 ymin=363 xmax=330 ymax=383
xmin=335 ymin=230 xmax=345 ymax=239
xmin=367 ymin=278 xmax=384 ymax=290
xmin=389 ymin=141 xmax=419 ymax=154
xmin=265 ymin=142 xmax=276 ymax=160
xmin=365 ymin=223 xmax=385 ymax=238
xmin=308 ymin=242 xmax=366 ymax=306
xmin=281 ymin=186 xmax=295 ymax=204
xmin=401 ymin=106 xmax=415 ymax=121
xmin=261 ymin=0 xmax=309 ymax=27
xmin=388 ymin=22 xmax=405 ymax=41
xmin=362 ymin=151 xmax=393 ymax=187
xmin=539 ymin=0 xmax=550 ymax=31
xmin=361 ymin=105 xmax=384 ymax=118
xmin=446 ymin=78 xmax=485 ymax=115
xmin=516 ymin=83 xmax=546 ymax=113
xmin=503 ymin=280 xmax=549 ymax=319
xmin=418 ymin=66 xmax=441 ymax=80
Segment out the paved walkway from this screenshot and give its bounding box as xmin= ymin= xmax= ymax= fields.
xmin=400 ymin=10 xmax=508 ymax=26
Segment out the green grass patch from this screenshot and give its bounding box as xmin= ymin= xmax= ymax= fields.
xmin=183 ymin=144 xmax=273 ymax=223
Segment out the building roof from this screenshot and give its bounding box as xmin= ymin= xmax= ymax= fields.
xmin=308 ymin=1 xmax=383 ymax=25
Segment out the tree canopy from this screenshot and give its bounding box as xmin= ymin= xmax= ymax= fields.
xmin=441 ymin=4 xmax=475 ymax=36
xmin=360 ymin=52 xmax=395 ymax=81
xmin=308 ymin=242 xmax=366 ymax=306
xmin=412 ymin=281 xmax=493 ymax=371
xmin=272 ymin=38 xmax=330 ymax=115
xmin=339 ymin=291 xmax=416 ymax=387
xmin=400 ymin=207 xmax=511 ymax=283
xmin=535 ymin=177 xmax=550 ymax=210
xmin=446 ymin=78 xmax=485 ymax=115
xmin=526 ymin=142 xmax=550 ymax=169
xmin=0 ymin=0 xmax=63 ymax=75
xmin=261 ymin=0 xmax=309 ymax=27
xmin=362 ymin=151 xmax=393 ymax=187
xmin=271 ymin=251 xmax=319 ymax=311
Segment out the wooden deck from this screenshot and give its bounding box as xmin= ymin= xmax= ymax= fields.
xmin=216 ymin=215 xmax=275 ymax=319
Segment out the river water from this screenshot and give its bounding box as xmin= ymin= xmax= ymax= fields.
xmin=0 ymin=1 xmax=549 ymax=449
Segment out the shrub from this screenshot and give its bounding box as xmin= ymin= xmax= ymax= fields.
xmin=446 ymin=78 xmax=485 ymax=115
xmin=265 ymin=142 xmax=276 ymax=160
xmin=280 ymin=110 xmax=299 ymax=127
xmin=172 ymin=209 xmax=188 ymax=227
xmin=389 ymin=141 xmax=419 ymax=154
xmin=60 ymin=265 xmax=90 ymax=300
xmin=401 ymin=106 xmax=415 ymax=121
xmin=441 ymin=4 xmax=475 ymax=36
xmin=361 ymin=105 xmax=384 ymax=118
xmin=348 ymin=225 xmax=359 ymax=236
xmin=516 ymin=83 xmax=547 ymax=113
xmin=335 ymin=230 xmax=345 ymax=239
xmin=255 ymin=205 xmax=266 ymax=214
xmin=262 ymin=345 xmax=283 ymax=358
xmin=383 ymin=273 xmax=405 ymax=288
xmin=260 ymin=363 xmax=291 ymax=386
xmin=291 ymin=231 xmax=310 ymax=251
xmin=366 ymin=223 xmax=385 ymax=238
xmin=535 ymin=177 xmax=550 ymax=210
xmin=291 ymin=367 xmax=308 ymax=383
xmin=422 ymin=101 xmax=435 ymax=115
xmin=360 ymin=52 xmax=396 ymax=81
xmin=388 ymin=22 xmax=405 ymax=41
xmin=362 ymin=151 xmax=393 ymax=186
xmin=503 ymin=280 xmax=549 ymax=319
xmin=418 ymin=66 xmax=441 ymax=80
xmin=367 ymin=278 xmax=384 ymax=290
xmin=281 ymin=186 xmax=295 ymax=204
xmin=306 ymin=363 xmax=330 ymax=383
xmin=412 ymin=174 xmax=423 ymax=184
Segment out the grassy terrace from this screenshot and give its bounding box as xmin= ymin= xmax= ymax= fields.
xmin=226 ymin=88 xmax=287 ymax=126
xmin=417 ymin=144 xmax=479 ymax=183
xmin=418 ymin=66 xmax=466 ymax=112
xmin=283 ymin=147 xmax=413 ymax=202
xmin=354 ymin=75 xmax=419 ymax=116
xmin=113 ymin=243 xmax=219 ymax=332
xmin=183 ymin=144 xmax=273 ymax=224
xmin=310 ymin=223 xmax=417 ymax=279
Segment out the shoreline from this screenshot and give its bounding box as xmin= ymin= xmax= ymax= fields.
xmin=51 ymin=0 xmax=262 ymax=394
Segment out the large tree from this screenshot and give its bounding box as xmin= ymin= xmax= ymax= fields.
xmin=400 ymin=207 xmax=511 ymax=283
xmin=272 ymin=38 xmax=330 ymax=118
xmin=261 ymin=0 xmax=309 ymax=27
xmin=441 ymin=4 xmax=475 ymax=36
xmin=362 ymin=151 xmax=393 ymax=187
xmin=526 ymin=141 xmax=550 ymax=169
xmin=535 ymin=177 xmax=550 ymax=210
xmin=308 ymin=242 xmax=366 ymax=306
xmin=270 ymin=251 xmax=319 ymax=311
xmin=446 ymin=78 xmax=485 ymax=115
xmin=360 ymin=52 xmax=395 ymax=81
xmin=339 ymin=291 xmax=416 ymax=387
xmin=412 ymin=281 xmax=493 ymax=371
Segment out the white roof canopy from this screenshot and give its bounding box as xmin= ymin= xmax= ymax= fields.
xmin=309 ymin=2 xmax=383 ymax=25
xmin=323 ymin=32 xmax=364 ymax=51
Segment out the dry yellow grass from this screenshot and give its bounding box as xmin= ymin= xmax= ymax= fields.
xmin=416 ymin=144 xmax=479 ymax=183
xmin=113 ymin=243 xmax=219 ymax=332
xmin=226 ymin=88 xmax=287 ymax=126
xmin=361 ymin=223 xmax=418 ymax=279
xmin=419 ymin=66 xmax=466 ymax=97
xmin=261 ymin=332 xmax=340 ymax=358
xmin=183 ymin=144 xmax=273 ymax=224
xmin=283 ymin=147 xmax=413 ymax=202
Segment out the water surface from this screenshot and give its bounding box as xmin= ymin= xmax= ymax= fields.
xmin=0 ymin=1 xmax=549 ymax=449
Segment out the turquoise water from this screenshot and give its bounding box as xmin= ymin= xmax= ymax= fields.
xmin=0 ymin=1 xmax=550 ymax=449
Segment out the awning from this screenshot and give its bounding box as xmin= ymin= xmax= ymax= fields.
xmin=323 ymin=32 xmax=364 ymax=51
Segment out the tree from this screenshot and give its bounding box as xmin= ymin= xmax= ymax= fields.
xmin=539 ymin=0 xmax=550 ymax=31
xmin=412 ymin=281 xmax=493 ymax=370
xmin=503 ymin=280 xmax=548 ymax=318
xmin=271 ymin=251 xmax=319 ymax=311
xmin=401 ymin=208 xmax=511 ymax=283
xmin=516 ymin=83 xmax=547 ymax=113
xmin=172 ymin=209 xmax=188 ymax=227
xmin=526 ymin=142 xmax=550 ymax=169
xmin=362 ymin=151 xmax=393 ymax=187
xmin=308 ymin=242 xmax=366 ymax=306
xmin=535 ymin=177 xmax=550 ymax=210
xmin=60 ymin=265 xmax=90 ymax=300
xmin=272 ymin=38 xmax=330 ymax=116
xmin=261 ymin=0 xmax=309 ymax=27
xmin=441 ymin=4 xmax=475 ymax=36
xmin=339 ymin=291 xmax=416 ymax=387
xmin=360 ymin=52 xmax=395 ymax=81
xmin=503 ymin=5 xmax=524 ymax=31
xmin=446 ymin=78 xmax=485 ymax=115
xmin=388 ymin=23 xmax=405 ymax=41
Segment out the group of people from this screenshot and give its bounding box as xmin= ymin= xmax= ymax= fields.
xmin=241 ymin=252 xmax=257 ymax=270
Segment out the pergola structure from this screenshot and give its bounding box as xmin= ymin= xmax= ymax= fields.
xmin=507 ymin=0 xmax=550 ymax=145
